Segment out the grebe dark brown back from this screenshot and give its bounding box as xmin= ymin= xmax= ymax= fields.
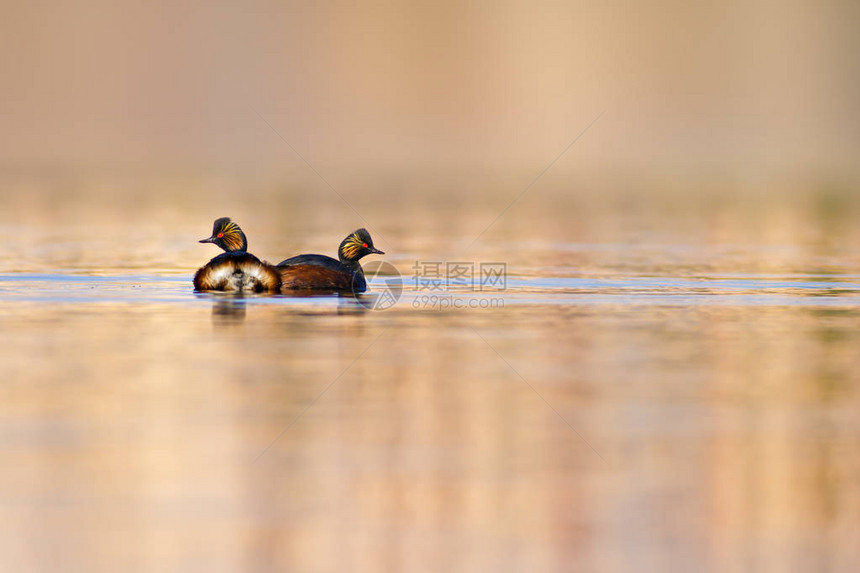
xmin=193 ymin=217 xmax=281 ymax=293
xmin=277 ymin=228 xmax=384 ymax=292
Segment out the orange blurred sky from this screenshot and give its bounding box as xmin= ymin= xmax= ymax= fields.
xmin=1 ymin=1 xmax=858 ymax=180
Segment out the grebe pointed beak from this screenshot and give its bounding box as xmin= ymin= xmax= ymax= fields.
xmin=369 ymin=247 xmax=384 ymax=255
xmin=199 ymin=237 xmax=216 ymax=244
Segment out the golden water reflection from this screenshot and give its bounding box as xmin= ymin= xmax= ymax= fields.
xmin=0 ymin=295 xmax=857 ymax=572
xmin=1 ymin=183 xmax=859 ymax=571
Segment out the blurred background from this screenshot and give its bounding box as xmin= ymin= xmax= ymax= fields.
xmin=1 ymin=0 xmax=858 ymax=270
xmin=2 ymin=0 xmax=859 ymax=211
xmin=1 ymin=2 xmax=859 ymax=572
xmin=3 ymin=0 xmax=859 ymax=175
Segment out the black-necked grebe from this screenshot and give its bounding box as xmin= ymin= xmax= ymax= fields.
xmin=277 ymin=228 xmax=384 ymax=292
xmin=193 ymin=217 xmax=281 ymax=293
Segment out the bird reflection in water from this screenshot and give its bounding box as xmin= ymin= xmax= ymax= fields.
xmin=276 ymin=291 xmax=370 ymax=316
xmin=211 ymin=297 xmax=247 ymax=323
xmin=208 ymin=291 xmax=370 ymax=321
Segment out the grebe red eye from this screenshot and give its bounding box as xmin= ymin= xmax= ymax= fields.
xmin=362 ymin=243 xmax=367 ymax=248
xmin=217 ymin=232 xmax=224 ymax=238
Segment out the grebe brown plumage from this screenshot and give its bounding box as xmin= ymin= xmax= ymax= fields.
xmin=277 ymin=228 xmax=384 ymax=292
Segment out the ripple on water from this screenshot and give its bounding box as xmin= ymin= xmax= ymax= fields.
xmin=1 ymin=271 xmax=860 ymax=308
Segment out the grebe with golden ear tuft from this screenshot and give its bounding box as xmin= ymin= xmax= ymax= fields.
xmin=277 ymin=228 xmax=384 ymax=292
xmin=193 ymin=217 xmax=281 ymax=293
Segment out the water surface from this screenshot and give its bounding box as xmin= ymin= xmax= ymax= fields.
xmin=1 ymin=193 xmax=859 ymax=573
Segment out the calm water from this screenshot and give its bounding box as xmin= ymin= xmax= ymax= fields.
xmin=1 ymin=189 xmax=859 ymax=572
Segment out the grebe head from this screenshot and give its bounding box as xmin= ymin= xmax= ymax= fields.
xmin=338 ymin=228 xmax=384 ymax=262
xmin=199 ymin=217 xmax=247 ymax=253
